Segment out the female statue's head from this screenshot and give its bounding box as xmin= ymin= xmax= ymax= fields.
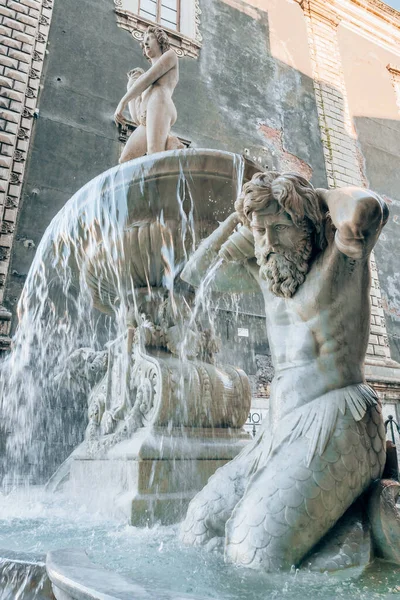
xmin=142 ymin=26 xmax=170 ymax=59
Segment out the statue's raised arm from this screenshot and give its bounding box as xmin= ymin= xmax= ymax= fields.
xmin=317 ymin=186 xmax=389 ymax=259
xmin=180 ymin=212 xmax=259 ymax=294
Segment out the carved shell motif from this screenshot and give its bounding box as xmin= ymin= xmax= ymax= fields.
xmin=131 ymin=357 xmax=160 ymax=425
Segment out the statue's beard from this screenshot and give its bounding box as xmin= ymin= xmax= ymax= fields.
xmin=256 ymin=237 xmax=313 ymax=298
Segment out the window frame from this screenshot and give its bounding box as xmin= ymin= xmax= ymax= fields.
xmin=138 ymin=0 xmax=181 ymax=33
xmin=387 ymin=64 xmax=400 ymax=114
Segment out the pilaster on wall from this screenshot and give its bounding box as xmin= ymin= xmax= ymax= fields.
xmin=297 ymin=0 xmax=391 ymax=365
xmin=0 ymin=0 xmax=53 ymax=351
xmin=299 ymin=0 xmax=363 ymax=189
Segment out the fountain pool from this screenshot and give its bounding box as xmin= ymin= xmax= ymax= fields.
xmin=1 ymin=488 xmax=400 ymax=600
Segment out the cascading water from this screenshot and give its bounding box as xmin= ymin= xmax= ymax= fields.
xmin=0 ymin=148 xmax=247 ymax=491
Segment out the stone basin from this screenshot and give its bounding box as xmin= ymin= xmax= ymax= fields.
xmin=49 ymin=149 xmax=256 ymax=315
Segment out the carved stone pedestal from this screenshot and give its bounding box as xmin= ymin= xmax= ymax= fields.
xmin=63 ymin=332 xmax=251 ymax=525
xmin=45 ymin=150 xmax=257 ymax=524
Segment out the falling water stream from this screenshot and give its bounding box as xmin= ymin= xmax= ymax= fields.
xmin=0 ymin=150 xmax=242 ymax=484
xmin=0 ymin=149 xmax=398 ymax=599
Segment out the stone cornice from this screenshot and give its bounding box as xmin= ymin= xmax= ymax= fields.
xmin=297 ymin=0 xmax=341 ymax=26
xmin=355 ymin=0 xmax=400 ymax=24
xmin=296 ymin=0 xmax=400 ymax=56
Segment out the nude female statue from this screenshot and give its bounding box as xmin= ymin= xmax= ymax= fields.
xmin=114 ymin=26 xmax=180 ymax=162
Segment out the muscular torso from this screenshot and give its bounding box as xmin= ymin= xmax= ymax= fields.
xmin=246 ymin=241 xmax=371 ymax=427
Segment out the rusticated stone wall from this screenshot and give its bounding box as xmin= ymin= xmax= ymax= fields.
xmin=0 ymin=0 xmax=53 ymax=349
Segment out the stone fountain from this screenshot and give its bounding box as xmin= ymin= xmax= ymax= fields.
xmin=43 ymin=149 xmax=256 ymax=526
xmin=2 ymin=148 xmax=400 ymax=600
xmin=2 ymin=21 xmax=400 ymax=593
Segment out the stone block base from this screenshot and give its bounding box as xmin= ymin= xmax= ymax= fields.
xmin=69 ymin=457 xmax=231 ymax=525
xmin=67 ymin=427 xmax=250 ymax=525
xmin=126 ymin=491 xmax=206 ymax=526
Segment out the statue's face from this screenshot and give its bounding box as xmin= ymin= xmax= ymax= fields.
xmin=143 ymin=32 xmax=161 ymax=59
xmin=250 ymin=202 xmax=304 ymax=258
xmin=250 ymin=201 xmax=313 ymax=298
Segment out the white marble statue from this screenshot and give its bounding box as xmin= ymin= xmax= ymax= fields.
xmin=114 ymin=26 xmax=182 ymax=162
xmin=180 ymin=171 xmax=389 ymax=571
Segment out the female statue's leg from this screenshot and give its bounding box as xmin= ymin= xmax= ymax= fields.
xmin=146 ymin=99 xmax=172 ymax=155
xmin=119 ymin=125 xmax=147 ymax=163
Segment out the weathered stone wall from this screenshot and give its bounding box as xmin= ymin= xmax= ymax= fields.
xmin=297 ymin=0 xmax=397 ymax=367
xmin=2 ymin=0 xmax=399 ymax=385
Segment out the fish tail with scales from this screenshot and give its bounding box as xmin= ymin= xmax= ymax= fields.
xmin=181 ymin=384 xmax=386 ymax=570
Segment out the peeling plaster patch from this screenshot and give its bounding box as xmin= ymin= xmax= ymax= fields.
xmin=219 ymin=0 xmax=262 ymax=20
xmin=258 ymin=123 xmax=313 ymax=179
xmin=355 ymin=143 xmax=369 ymax=188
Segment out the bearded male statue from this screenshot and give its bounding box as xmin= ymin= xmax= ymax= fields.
xmin=179 ymin=171 xmax=389 ymax=571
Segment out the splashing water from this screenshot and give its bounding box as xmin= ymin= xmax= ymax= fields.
xmin=0 ymin=149 xmax=245 ymax=487
xmin=0 ymin=487 xmax=397 ymax=600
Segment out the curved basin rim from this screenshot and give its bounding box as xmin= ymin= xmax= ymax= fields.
xmin=75 ymin=148 xmax=243 ymax=202
xmin=46 ymin=548 xmax=209 ymax=600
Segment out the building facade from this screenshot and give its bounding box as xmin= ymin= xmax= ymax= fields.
xmin=0 ymin=0 xmax=399 ymax=424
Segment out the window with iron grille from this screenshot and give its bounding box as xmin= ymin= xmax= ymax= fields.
xmin=139 ymin=0 xmax=180 ymax=32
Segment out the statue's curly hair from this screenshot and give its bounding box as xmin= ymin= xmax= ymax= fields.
xmin=235 ymin=171 xmax=327 ymax=251
xmin=142 ymin=26 xmax=171 ymax=58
